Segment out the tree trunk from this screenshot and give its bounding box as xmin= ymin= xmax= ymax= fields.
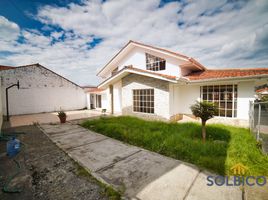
xmin=201 ymin=120 xmax=206 ymax=143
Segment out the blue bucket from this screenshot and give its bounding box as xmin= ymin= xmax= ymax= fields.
xmin=7 ymin=136 xmax=20 ymax=158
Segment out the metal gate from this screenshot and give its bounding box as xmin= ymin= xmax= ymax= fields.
xmin=249 ymin=101 xmax=268 ymax=153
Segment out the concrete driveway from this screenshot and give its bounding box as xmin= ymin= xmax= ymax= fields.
xmin=9 ymin=110 xmax=102 ymax=127
xmin=39 ymin=123 xmax=242 ymax=200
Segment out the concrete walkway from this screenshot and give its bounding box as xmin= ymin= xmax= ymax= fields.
xmin=39 ymin=123 xmax=242 ymax=200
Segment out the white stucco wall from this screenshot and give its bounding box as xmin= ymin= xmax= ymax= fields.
xmin=86 ymin=93 xmax=90 ymax=109
xmin=0 ymin=65 xmax=87 ymax=115
xmin=98 ymin=81 xmax=122 ymax=114
xmin=237 ymin=81 xmax=255 ymax=119
xmin=170 ymin=81 xmax=255 ymax=120
xmin=116 ymin=47 xmax=183 ymax=78
xmin=101 ymin=88 xmax=110 ymax=111
xmin=170 ymin=84 xmax=200 ymax=116
xmin=113 ymin=80 xmax=122 ymax=114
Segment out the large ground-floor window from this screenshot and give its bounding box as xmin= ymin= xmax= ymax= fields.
xmin=200 ymin=85 xmax=237 ymax=117
xmin=133 ymin=89 xmax=154 ymax=113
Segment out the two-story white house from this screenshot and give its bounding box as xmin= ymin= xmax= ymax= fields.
xmin=92 ymin=40 xmax=268 ymax=125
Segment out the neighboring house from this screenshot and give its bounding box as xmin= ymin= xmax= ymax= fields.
xmin=93 ymin=40 xmax=268 ymax=124
xmin=84 ymin=87 xmax=104 ymax=110
xmin=256 ymin=87 xmax=268 ymax=99
xmin=0 ymin=63 xmax=86 ymax=116
xmin=82 ymin=86 xmax=104 ymax=109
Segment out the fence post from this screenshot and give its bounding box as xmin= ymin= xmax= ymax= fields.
xmin=257 ymin=103 xmax=261 ymax=141
xmin=250 ymin=101 xmax=254 ymax=132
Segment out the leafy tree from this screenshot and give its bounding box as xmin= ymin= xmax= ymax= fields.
xmin=260 ymin=95 xmax=268 ymax=110
xmin=190 ymin=101 xmax=217 ymax=142
xmin=260 ymin=95 xmax=268 ymax=102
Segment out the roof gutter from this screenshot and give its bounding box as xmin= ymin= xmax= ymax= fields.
xmin=188 ymin=58 xmax=206 ymax=70
xmin=186 ymin=74 xmax=268 ymax=84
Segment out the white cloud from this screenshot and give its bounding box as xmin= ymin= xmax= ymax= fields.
xmin=0 ymin=16 xmax=20 ymax=42
xmin=0 ymin=0 xmax=268 ymax=85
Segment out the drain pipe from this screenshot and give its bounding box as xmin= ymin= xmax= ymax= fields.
xmin=6 ymin=81 xmax=20 ymax=121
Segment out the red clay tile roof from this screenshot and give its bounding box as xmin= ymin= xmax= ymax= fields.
xmin=87 ymin=88 xmax=104 ymax=93
xmin=256 ymin=87 xmax=268 ymax=93
xmin=0 ymin=65 xmax=15 ymax=70
xmin=185 ymin=68 xmax=268 ymax=81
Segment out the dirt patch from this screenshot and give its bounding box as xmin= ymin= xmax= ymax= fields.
xmin=0 ymin=125 xmax=120 ymax=200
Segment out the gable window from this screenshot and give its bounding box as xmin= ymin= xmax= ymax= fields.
xmin=133 ymin=89 xmax=154 ymax=113
xmin=200 ymin=85 xmax=237 ymax=118
xmin=146 ymin=53 xmax=166 ymax=71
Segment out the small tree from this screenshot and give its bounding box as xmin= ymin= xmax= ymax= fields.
xmin=260 ymin=95 xmax=268 ymax=111
xmin=260 ymin=95 xmax=268 ymax=102
xmin=190 ymin=101 xmax=217 ymax=142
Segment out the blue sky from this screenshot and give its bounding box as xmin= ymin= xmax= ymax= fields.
xmin=0 ymin=0 xmax=268 ymax=86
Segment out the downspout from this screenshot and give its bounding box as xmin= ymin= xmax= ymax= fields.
xmin=6 ymin=81 xmax=20 ymax=121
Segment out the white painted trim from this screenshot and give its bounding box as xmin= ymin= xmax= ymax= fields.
xmin=133 ymin=43 xmax=189 ymax=62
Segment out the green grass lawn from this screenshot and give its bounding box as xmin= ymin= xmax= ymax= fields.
xmin=81 ymin=116 xmax=268 ymax=176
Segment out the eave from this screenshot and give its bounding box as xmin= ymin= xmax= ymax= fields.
xmin=98 ymin=66 xmax=178 ymax=89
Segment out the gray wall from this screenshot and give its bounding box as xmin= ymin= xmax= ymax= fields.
xmin=0 ymin=65 xmax=87 ymax=115
xmin=121 ymin=74 xmax=170 ymax=120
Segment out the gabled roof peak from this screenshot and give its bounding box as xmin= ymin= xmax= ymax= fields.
xmin=97 ymin=40 xmax=206 ymax=77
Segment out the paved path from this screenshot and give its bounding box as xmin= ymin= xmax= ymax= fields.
xmin=39 ymin=123 xmax=242 ymax=200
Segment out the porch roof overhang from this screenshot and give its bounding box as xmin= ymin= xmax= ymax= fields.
xmin=98 ymin=66 xmax=179 ymax=89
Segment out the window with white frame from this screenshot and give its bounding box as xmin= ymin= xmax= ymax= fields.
xmin=146 ymin=53 xmax=166 ymax=71
xmin=133 ymin=89 xmax=154 ymax=113
xmin=200 ymin=85 xmax=237 ymax=117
